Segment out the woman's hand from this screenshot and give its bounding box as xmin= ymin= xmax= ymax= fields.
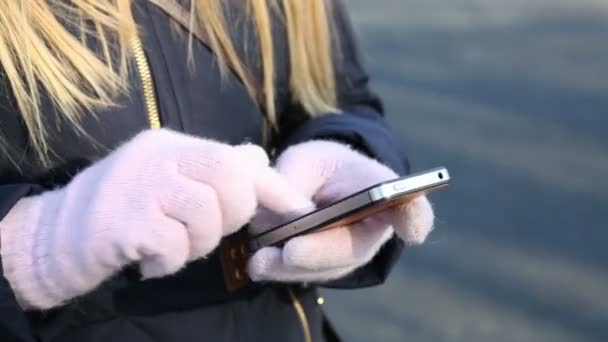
xmin=0 ymin=129 xmax=306 ymax=310
xmin=248 ymin=140 xmax=434 ymax=283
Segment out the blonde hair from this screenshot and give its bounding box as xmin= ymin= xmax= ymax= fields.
xmin=0 ymin=0 xmax=338 ymax=163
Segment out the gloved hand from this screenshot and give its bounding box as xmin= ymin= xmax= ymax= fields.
xmin=0 ymin=129 xmax=306 ymax=310
xmin=248 ymin=140 xmax=434 ymax=283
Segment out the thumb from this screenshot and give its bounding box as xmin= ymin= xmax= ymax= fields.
xmin=274 ymin=141 xmax=340 ymax=199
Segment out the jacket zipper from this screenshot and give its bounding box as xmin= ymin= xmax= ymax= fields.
xmin=131 ymin=36 xmax=161 ymax=129
xmin=288 ymin=288 xmax=313 ymax=342
xmin=130 ymin=26 xmax=311 ymax=342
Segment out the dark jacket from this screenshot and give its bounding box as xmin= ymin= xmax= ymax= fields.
xmin=0 ymin=1 xmax=409 ymax=341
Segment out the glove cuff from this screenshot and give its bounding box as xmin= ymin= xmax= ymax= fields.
xmin=0 ymin=194 xmax=66 ymax=309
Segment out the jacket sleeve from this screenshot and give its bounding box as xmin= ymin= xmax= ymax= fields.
xmin=275 ymin=1 xmax=408 ymax=288
xmin=0 ymin=184 xmax=42 ymax=342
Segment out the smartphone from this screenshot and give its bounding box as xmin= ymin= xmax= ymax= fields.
xmin=249 ymin=167 xmax=450 ymax=251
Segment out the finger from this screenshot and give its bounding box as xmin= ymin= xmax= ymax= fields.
xmin=177 ymin=145 xmax=257 ymax=234
xmin=282 ymin=222 xmax=394 ymax=270
xmin=392 ymin=195 xmax=434 ymax=244
xmin=138 ymin=218 xmax=190 ymax=279
xmin=312 ymin=158 xmax=398 ymax=206
xmin=253 ymin=166 xmax=315 ymax=215
xmin=274 ymin=142 xmax=338 ymax=199
xmin=234 ymin=143 xmax=270 ymax=168
xmin=247 ymin=247 xmax=357 ymax=283
xmin=275 ymin=141 xmax=399 ymax=202
xmin=235 ymin=144 xmax=315 ymax=225
xmin=160 ymin=178 xmax=223 ymax=260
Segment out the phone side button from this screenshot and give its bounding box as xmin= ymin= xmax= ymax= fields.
xmin=393 ymin=182 xmax=411 ymax=192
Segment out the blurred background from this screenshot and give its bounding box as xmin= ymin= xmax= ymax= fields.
xmin=320 ymin=0 xmax=608 ymax=341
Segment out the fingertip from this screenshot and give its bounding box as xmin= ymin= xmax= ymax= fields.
xmin=281 ymin=237 xmax=309 ymax=268
xmin=394 ymin=196 xmax=435 ymax=244
xmin=254 ymin=167 xmax=315 ymax=214
xmin=247 ymin=247 xmax=281 ymax=281
xmin=235 ymin=144 xmax=269 ymax=167
xmin=282 ymin=227 xmax=352 ymax=270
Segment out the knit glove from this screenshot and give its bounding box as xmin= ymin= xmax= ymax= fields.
xmin=0 ymin=129 xmax=307 ymax=310
xmin=248 ymin=140 xmax=434 ymax=282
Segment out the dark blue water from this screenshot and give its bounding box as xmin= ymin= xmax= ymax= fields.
xmin=321 ymin=1 xmax=608 ymax=341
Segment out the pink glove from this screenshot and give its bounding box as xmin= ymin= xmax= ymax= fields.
xmin=248 ymin=140 xmax=434 ymax=283
xmin=0 ymin=129 xmax=306 ymax=310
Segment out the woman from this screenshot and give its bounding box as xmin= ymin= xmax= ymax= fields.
xmin=0 ymin=0 xmax=434 ymax=341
